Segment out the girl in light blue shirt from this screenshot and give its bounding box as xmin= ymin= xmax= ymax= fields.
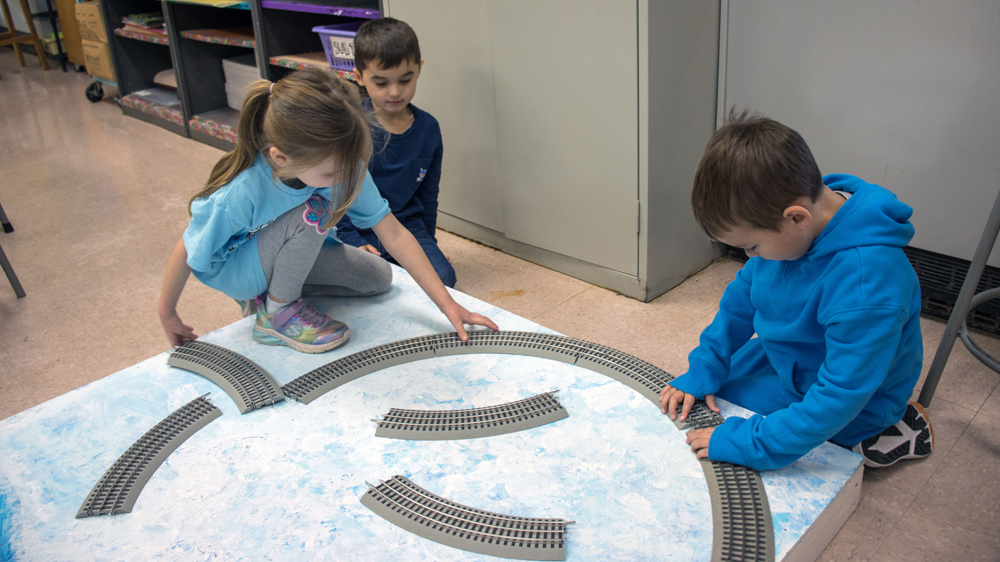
xmin=158 ymin=68 xmax=496 ymax=353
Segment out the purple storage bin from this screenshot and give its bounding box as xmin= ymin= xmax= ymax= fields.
xmin=313 ymin=22 xmax=363 ymax=71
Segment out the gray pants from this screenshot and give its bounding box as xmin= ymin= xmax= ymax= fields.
xmin=256 ymin=196 xmax=392 ymax=302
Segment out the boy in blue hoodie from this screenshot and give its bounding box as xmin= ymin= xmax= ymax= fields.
xmin=334 ymin=17 xmax=456 ymax=288
xmin=659 ymin=110 xmax=934 ymax=470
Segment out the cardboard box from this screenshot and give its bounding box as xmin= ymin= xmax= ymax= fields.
xmin=57 ymin=0 xmax=86 ymax=66
xmin=82 ymin=39 xmax=115 ymax=81
xmin=75 ymin=2 xmax=108 ymax=43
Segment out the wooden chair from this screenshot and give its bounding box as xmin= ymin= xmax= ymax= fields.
xmin=0 ymin=201 xmax=26 ymax=298
xmin=0 ymin=0 xmax=51 ymax=79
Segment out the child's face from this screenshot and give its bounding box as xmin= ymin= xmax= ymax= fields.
xmin=355 ymin=58 xmax=423 ymax=116
xmin=716 ymin=220 xmax=813 ymax=261
xmin=296 ymin=157 xmax=341 ymax=188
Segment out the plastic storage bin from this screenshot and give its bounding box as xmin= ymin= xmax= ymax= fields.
xmin=312 ymin=22 xmax=363 ymax=71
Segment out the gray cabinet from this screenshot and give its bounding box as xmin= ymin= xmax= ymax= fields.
xmin=384 ymin=0 xmax=721 ymax=300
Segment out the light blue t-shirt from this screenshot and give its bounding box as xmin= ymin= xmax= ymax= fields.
xmin=184 ymin=153 xmax=391 ymax=299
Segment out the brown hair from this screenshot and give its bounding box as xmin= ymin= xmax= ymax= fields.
xmin=189 ymin=67 xmax=372 ymax=229
xmin=353 ymin=17 xmax=420 ymax=74
xmin=691 ymin=108 xmax=823 ymax=239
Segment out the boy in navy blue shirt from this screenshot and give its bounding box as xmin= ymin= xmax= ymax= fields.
xmin=335 ymin=17 xmax=456 ymax=287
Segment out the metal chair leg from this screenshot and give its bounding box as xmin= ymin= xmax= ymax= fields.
xmin=0 ymin=242 xmax=26 ymax=298
xmin=0 ymin=202 xmax=12 ymax=233
xmin=918 ymin=188 xmax=1000 ymax=407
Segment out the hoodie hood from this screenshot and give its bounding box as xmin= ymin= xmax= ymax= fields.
xmin=808 ymin=174 xmax=914 ymax=260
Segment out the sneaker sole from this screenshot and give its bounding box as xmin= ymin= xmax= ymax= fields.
xmin=905 ymin=401 xmax=935 ymax=457
xmin=252 ymin=326 xmax=350 ymax=353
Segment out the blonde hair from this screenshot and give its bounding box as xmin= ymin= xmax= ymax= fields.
xmin=189 ymin=67 xmax=372 ymax=229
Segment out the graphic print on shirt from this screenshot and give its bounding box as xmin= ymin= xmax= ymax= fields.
xmin=226 ymin=218 xmax=276 ymax=253
xmin=303 ymin=195 xmax=331 ymax=235
xmin=416 ymin=168 xmax=427 ymax=183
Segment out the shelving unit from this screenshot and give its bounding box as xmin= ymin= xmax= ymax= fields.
xmin=253 ymin=0 xmax=375 ymax=83
xmin=166 ymin=0 xmax=256 ymax=150
xmin=95 ymin=0 xmax=378 ymax=149
xmin=100 ymin=0 xmax=185 ymax=135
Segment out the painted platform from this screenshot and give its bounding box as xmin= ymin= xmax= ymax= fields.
xmin=0 ymin=268 xmax=862 ymax=561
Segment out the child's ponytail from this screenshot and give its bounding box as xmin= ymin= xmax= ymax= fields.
xmin=188 ymin=68 xmax=373 ymax=230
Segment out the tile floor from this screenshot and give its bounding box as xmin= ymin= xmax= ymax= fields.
xmin=1 ymin=51 xmax=998 ymax=561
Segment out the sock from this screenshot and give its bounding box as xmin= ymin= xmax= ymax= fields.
xmin=265 ymin=295 xmax=287 ymax=314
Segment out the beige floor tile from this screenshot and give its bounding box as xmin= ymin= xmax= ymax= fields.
xmin=640 ymin=309 xmax=717 ymax=376
xmin=863 ymin=397 xmax=977 ymax=494
xmin=980 ymin=383 xmax=1000 ymax=420
xmin=648 ymin=257 xmax=743 ymax=315
xmin=912 ymin=317 xmax=1000 ymax=410
xmin=437 ymin=230 xmax=591 ymax=320
xmin=533 ymin=286 xmax=703 ymax=361
xmin=815 ymin=476 xmax=917 ymax=562
xmin=896 ymin=409 xmax=1000 ymax=539
xmin=869 ymin=506 xmax=1000 ymax=562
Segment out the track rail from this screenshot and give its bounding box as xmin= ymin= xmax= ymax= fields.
xmin=283 ymin=330 xmax=772 ymax=561
xmin=374 ymin=391 xmax=568 ymax=440
xmin=168 ymin=340 xmax=285 ymax=414
xmin=361 ymin=475 xmax=570 ymax=561
xmin=76 ymin=396 xmax=221 ymax=518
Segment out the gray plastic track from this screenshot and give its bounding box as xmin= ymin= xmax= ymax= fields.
xmin=76 ymin=396 xmax=221 ymax=518
xmin=374 ymin=392 xmax=568 ymax=440
xmin=361 ymin=475 xmax=569 ymax=561
xmin=168 ymin=340 xmax=285 ymax=414
xmin=282 ymin=331 xmax=773 ymax=561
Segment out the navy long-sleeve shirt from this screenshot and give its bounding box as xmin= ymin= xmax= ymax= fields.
xmin=335 ymin=100 xmax=443 ymax=246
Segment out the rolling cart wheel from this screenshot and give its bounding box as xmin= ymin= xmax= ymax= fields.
xmin=74 ymin=64 xmax=86 ymax=72
xmin=85 ymin=82 xmax=104 ymax=103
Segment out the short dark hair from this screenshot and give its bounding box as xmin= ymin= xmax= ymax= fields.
xmin=691 ymin=108 xmax=823 ymax=239
xmin=354 ymin=17 xmax=421 ymax=74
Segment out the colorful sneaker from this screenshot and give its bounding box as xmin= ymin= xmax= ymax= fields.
xmin=234 ymin=298 xmax=258 ymax=318
xmin=252 ymin=297 xmax=350 ymax=353
xmin=852 ymin=402 xmax=935 ymax=468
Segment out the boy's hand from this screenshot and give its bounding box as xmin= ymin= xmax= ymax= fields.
xmin=359 ymin=244 xmax=381 ymax=256
xmin=659 ymin=384 xmax=720 ymax=421
xmin=686 ymin=427 xmax=715 ymax=459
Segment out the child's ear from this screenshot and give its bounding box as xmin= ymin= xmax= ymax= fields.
xmin=352 ymin=67 xmax=365 ymax=87
xmin=268 ymin=147 xmax=290 ymax=167
xmin=783 ymin=205 xmax=812 ymax=226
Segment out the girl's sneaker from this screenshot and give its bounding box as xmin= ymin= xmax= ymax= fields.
xmin=252 ymin=297 xmax=350 ymax=353
xmin=852 ymin=402 xmax=935 ymax=468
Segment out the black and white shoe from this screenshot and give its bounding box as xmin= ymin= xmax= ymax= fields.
xmin=852 ymin=402 xmax=935 ymax=468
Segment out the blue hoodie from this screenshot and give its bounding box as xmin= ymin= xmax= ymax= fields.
xmin=670 ymin=174 xmax=922 ymax=470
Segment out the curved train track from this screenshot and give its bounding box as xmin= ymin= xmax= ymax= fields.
xmin=283 ymin=330 xmax=773 ymax=562
xmin=77 ymin=396 xmax=221 ymax=518
xmin=361 ymin=475 xmax=571 ymax=561
xmin=374 ymin=391 xmax=568 ymax=440
xmin=168 ymin=340 xmax=285 ymax=414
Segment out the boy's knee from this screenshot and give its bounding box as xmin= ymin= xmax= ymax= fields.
xmin=437 ymin=260 xmax=457 ymax=288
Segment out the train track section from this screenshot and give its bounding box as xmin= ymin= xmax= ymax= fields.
xmin=76 ymin=396 xmax=221 ymax=518
xmin=374 ymin=391 xmax=568 ymax=440
xmin=168 ymin=340 xmax=285 ymax=414
xmin=361 ymin=475 xmax=571 ymax=561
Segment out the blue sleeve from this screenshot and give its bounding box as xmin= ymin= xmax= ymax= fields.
xmin=183 ymin=194 xmax=247 ymax=273
xmin=709 ymin=305 xmax=906 ymax=470
xmin=670 ymin=264 xmax=756 ymax=397
xmin=416 ymin=138 xmax=443 ymax=239
xmin=345 ymin=170 xmax=391 ymax=229
xmin=334 ymin=214 xmax=366 ymax=247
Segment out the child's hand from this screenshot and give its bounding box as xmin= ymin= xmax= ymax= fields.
xmin=159 ymin=310 xmax=197 ymax=347
xmin=359 ymin=244 xmax=381 ymax=256
xmin=686 ymin=427 xmax=715 ymax=459
xmin=441 ymin=302 xmax=499 ymax=342
xmin=659 ymin=384 xmax=720 ymax=421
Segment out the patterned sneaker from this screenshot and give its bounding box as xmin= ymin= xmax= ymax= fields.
xmin=852 ymin=402 xmax=935 ymax=468
xmin=252 ymin=297 xmax=350 ymax=353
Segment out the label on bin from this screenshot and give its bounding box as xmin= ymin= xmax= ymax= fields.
xmin=328 ymin=37 xmax=355 ymax=61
